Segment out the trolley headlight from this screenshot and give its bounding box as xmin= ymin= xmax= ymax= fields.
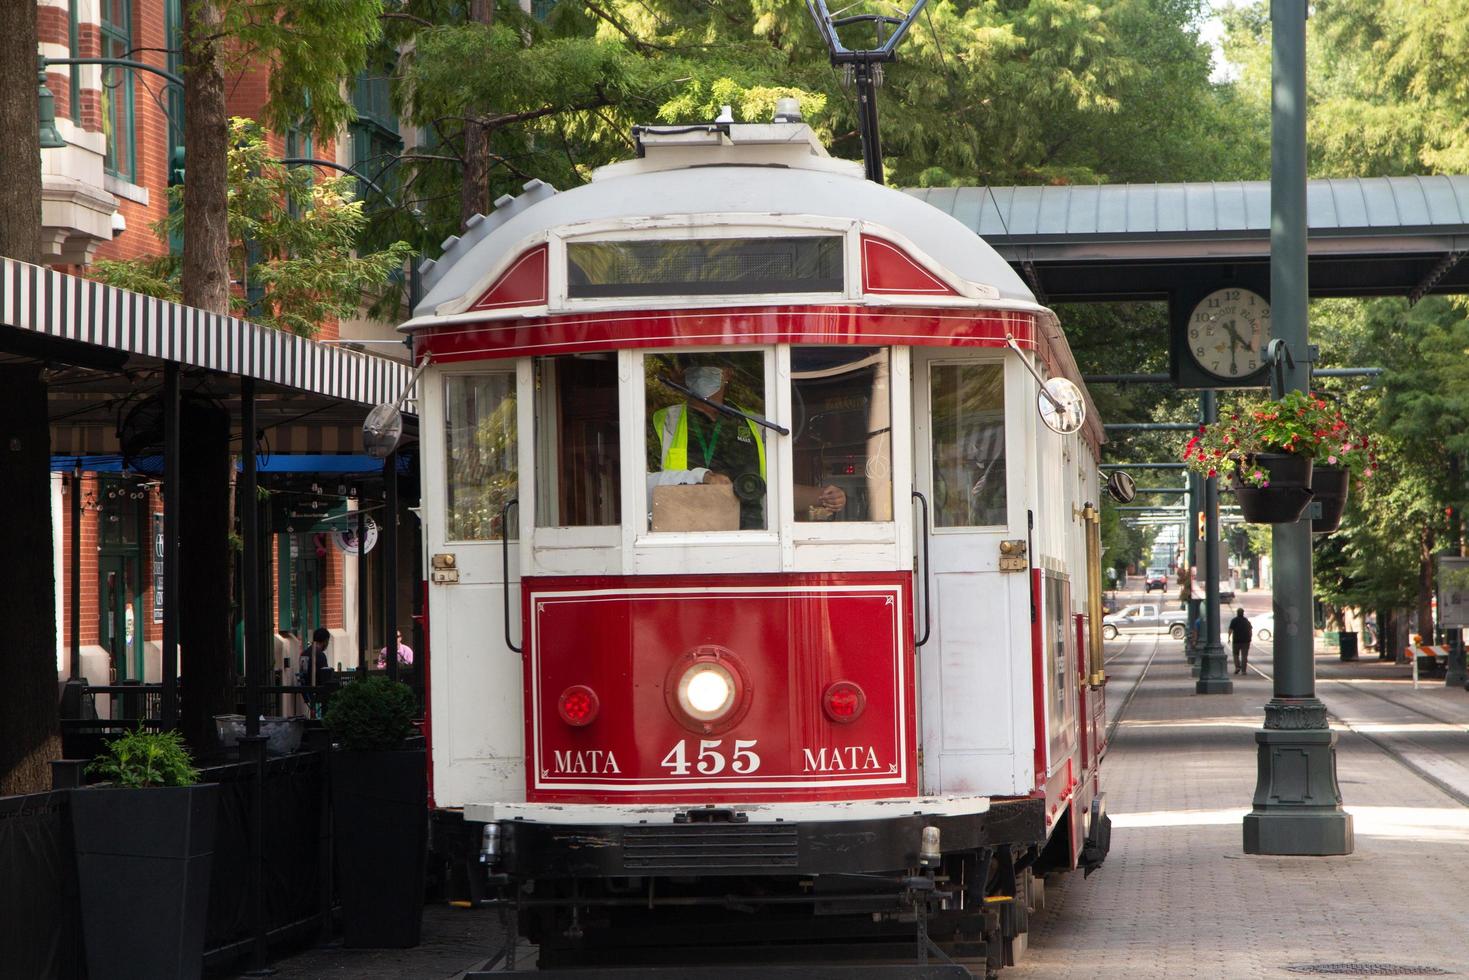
xmin=665 ymin=646 xmax=753 ymax=735
xmin=680 ymin=664 xmax=735 ymax=720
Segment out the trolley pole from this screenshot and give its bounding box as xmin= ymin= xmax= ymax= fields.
xmin=1196 ymin=391 xmax=1232 ymax=693
xmin=1244 ymin=0 xmax=1353 ymax=855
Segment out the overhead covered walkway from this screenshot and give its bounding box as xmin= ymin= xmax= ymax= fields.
xmin=909 ymin=175 xmax=1469 ymax=303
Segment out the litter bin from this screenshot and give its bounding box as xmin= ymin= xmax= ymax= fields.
xmin=1339 ymin=630 xmax=1359 ymax=661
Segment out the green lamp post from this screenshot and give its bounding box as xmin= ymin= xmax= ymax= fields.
xmin=38 ymin=56 xmax=65 ymax=150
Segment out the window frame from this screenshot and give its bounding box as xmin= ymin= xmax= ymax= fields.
xmin=441 ymin=367 xmax=520 ymax=545
xmin=551 ymin=219 xmax=861 ymax=315
xmin=100 ymin=0 xmax=136 ymax=181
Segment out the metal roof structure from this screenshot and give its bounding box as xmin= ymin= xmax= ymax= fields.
xmin=0 ymin=257 xmax=416 ymax=454
xmin=906 ymin=176 xmax=1469 ymax=303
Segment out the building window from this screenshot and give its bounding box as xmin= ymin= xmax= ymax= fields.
xmin=350 ymin=59 xmax=402 ymax=202
xmin=68 ymin=0 xmax=81 ymax=125
xmin=101 ymin=0 xmax=136 ymax=180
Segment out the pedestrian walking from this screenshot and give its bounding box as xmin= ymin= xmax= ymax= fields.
xmin=1229 ymin=608 xmax=1253 ymax=674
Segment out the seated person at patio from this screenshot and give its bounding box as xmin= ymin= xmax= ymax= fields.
xmin=377 ymin=629 xmax=414 ymax=669
xmin=648 ymin=356 xmax=845 ymax=529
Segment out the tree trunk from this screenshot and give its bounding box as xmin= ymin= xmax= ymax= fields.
xmin=178 ymin=397 xmax=234 ymax=752
xmin=0 ymin=365 xmax=60 ymax=795
xmin=181 ymin=1 xmax=230 ymax=314
xmin=459 ymin=0 xmax=495 ymax=229
xmin=1417 ymin=527 xmax=1435 ymax=641
xmin=0 ymin=3 xmax=41 ymax=263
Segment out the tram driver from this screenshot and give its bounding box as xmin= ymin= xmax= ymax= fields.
xmin=647 ymin=354 xmax=846 ymax=529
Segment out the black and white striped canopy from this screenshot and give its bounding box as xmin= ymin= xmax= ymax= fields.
xmin=1 ymin=256 xmax=413 ymax=405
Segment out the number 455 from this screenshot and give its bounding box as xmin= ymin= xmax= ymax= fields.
xmin=660 ymin=738 xmax=761 ymax=775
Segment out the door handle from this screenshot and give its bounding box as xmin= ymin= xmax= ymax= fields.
xmin=911 ymin=489 xmax=932 ymax=648
xmin=501 ymin=498 xmax=521 ymax=653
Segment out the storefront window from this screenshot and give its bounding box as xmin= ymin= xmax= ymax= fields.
xmin=535 ymin=355 xmax=621 ymax=526
xmin=445 ymin=373 xmax=518 ymax=541
xmin=644 ymin=351 xmax=768 ymax=531
xmin=791 ymin=347 xmax=892 ymax=523
xmin=931 ymin=363 xmax=1007 ymax=527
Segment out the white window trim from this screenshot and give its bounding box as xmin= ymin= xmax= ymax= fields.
xmin=434 ymin=361 xmax=523 ymax=548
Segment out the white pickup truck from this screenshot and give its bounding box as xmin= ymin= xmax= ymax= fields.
xmin=1102 ymin=603 xmax=1189 ymax=640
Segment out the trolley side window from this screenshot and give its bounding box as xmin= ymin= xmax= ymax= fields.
xmin=567 ymin=237 xmax=843 ymax=298
xmin=791 ymin=347 xmax=893 ymax=522
xmin=644 ymin=350 xmax=768 ymax=532
xmin=534 ymin=355 xmax=621 ymax=527
xmin=443 ymin=373 xmax=518 ymax=541
xmin=930 ymin=363 xmax=1007 ymax=528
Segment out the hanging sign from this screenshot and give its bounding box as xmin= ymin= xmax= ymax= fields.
xmin=1437 ymin=556 xmax=1469 ymax=628
xmin=332 ymin=515 xmax=379 ymax=555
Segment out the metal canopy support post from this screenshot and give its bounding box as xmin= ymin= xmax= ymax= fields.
xmin=384 ymin=453 xmax=399 ymax=683
xmin=242 ymin=379 xmax=261 ymax=737
xmin=1196 ymin=391 xmax=1232 ymax=693
xmin=356 ymin=506 xmax=368 ymax=677
xmin=1245 ymin=0 xmax=1352 ymax=856
xmin=161 ymin=362 xmax=181 ymax=730
xmin=1446 ymin=456 xmax=1467 ymax=687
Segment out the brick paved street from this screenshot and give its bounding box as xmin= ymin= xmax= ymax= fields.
xmin=1018 ymin=636 xmax=1469 ymax=979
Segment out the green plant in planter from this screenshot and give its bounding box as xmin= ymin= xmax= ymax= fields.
xmin=87 ymin=727 xmax=199 ymax=788
xmin=324 ymin=676 xmax=416 ymax=751
xmin=1181 ymin=389 xmax=1377 ymax=487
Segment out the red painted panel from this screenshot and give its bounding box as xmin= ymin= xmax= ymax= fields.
xmin=467 ymin=245 xmax=548 ymax=312
xmin=1031 ymin=568 xmax=1046 ymax=790
xmin=418 ymin=305 xmax=1037 ymax=362
xmin=861 ymin=236 xmax=958 ymax=295
xmin=522 ymin=572 xmax=916 ymax=803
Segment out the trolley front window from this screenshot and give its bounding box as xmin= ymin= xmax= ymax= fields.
xmin=930 ymin=363 xmax=1007 ymax=528
xmin=645 ymin=351 xmax=768 ymax=532
xmin=444 ymin=373 xmax=518 ymax=541
xmin=791 ymin=347 xmax=892 ymax=522
xmin=534 ymin=355 xmax=621 ymax=527
xmin=567 ymin=236 xmax=843 ymax=298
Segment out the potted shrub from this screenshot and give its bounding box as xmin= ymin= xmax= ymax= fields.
xmin=324 ymin=675 xmax=425 ymax=948
xmin=1181 ymin=390 xmax=1376 ymax=526
xmin=71 ymin=728 xmax=217 ymax=980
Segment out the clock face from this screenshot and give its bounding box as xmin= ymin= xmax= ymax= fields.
xmin=1186 ymin=288 xmax=1271 ymax=379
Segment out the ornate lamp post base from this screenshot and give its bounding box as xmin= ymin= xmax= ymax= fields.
xmin=1243 ymin=699 xmax=1354 ymax=855
xmin=1195 ymin=640 xmax=1233 ymax=694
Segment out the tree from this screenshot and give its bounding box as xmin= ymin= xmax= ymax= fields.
xmin=180 ymin=0 xmax=388 ymax=313
xmin=0 ymin=5 xmax=62 ymax=797
xmin=375 ymin=0 xmax=1254 ymax=256
xmin=93 ymin=120 xmax=414 ymax=337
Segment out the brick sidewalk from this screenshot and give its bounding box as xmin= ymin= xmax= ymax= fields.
xmin=1016 ymin=646 xmax=1469 ymax=979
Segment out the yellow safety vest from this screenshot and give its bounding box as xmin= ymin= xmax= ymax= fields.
xmin=652 ymin=404 xmax=766 ymax=478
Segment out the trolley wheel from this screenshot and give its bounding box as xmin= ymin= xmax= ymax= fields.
xmin=1170 ymin=623 xmax=1186 ymax=640
xmin=1102 ymin=624 xmax=1118 ymax=641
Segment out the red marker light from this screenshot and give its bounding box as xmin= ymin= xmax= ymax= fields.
xmin=822 ymin=680 xmax=866 ymax=724
xmin=558 ymin=685 xmax=600 ymax=727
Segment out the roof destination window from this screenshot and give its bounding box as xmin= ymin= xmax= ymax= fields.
xmin=567 ymin=236 xmax=843 ymax=298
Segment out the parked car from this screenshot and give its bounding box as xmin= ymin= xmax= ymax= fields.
xmin=1144 ymin=572 xmax=1169 ymax=593
xmin=1252 ymin=613 xmax=1273 ymax=642
xmin=1102 ymin=603 xmax=1189 ymax=641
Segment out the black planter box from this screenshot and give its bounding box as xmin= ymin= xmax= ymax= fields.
xmin=71 ymin=784 xmax=219 ymax=980
xmin=330 ymin=749 xmax=427 ymax=948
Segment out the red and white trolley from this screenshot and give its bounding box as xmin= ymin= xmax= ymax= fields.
xmin=405 ymin=114 xmax=1112 ymax=973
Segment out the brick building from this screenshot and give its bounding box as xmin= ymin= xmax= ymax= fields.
xmin=36 ymin=0 xmax=416 ymax=695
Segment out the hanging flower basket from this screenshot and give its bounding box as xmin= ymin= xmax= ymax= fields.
xmin=1310 ymin=465 xmax=1350 ymax=533
xmin=1231 ymin=453 xmax=1314 ymax=524
xmin=1181 ymin=390 xmax=1377 ymax=527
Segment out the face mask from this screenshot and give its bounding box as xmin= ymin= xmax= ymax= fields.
xmin=686 ymin=367 xmax=724 ymax=399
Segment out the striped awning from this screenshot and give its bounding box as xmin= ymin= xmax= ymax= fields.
xmin=1 ymin=256 xmax=414 ymax=406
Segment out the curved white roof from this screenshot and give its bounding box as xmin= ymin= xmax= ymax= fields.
xmin=413 ymin=152 xmax=1037 ymax=318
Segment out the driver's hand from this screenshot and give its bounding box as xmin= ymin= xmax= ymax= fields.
xmin=818 ymin=485 xmax=846 ymax=510
xmin=703 ymin=472 xmax=732 ymax=485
